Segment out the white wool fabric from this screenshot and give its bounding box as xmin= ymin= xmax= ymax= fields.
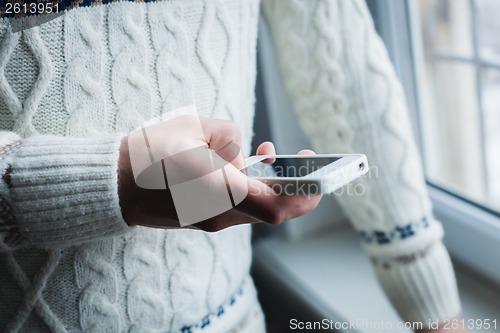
xmin=0 ymin=1 xmax=259 ymax=332
xmin=0 ymin=0 xmax=460 ymax=331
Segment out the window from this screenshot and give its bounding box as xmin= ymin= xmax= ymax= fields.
xmin=366 ymin=0 xmax=500 ymax=285
xmin=415 ymin=0 xmax=500 ymax=213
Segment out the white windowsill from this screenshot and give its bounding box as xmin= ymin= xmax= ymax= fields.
xmin=253 ymin=226 xmax=500 ymax=333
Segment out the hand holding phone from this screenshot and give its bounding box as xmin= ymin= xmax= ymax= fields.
xmin=119 ymin=116 xmax=322 ymax=232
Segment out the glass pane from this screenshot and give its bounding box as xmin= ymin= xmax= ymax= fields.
xmin=481 ymin=68 xmax=500 ymax=208
xmin=419 ymin=60 xmax=486 ymax=201
xmin=418 ymin=0 xmax=473 ymax=57
xmin=414 ymin=0 xmax=500 ymax=210
xmin=477 ymin=0 xmax=500 ymax=63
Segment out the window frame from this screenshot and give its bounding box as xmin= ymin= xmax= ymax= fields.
xmin=366 ymin=0 xmax=500 ymax=287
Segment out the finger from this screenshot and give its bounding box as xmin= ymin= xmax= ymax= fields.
xmin=256 ymin=141 xmax=276 ymax=155
xmin=297 ymin=149 xmax=316 ymax=155
xmin=237 ymin=176 xmax=322 ymax=224
xmin=221 ymin=163 xmax=322 ymax=225
xmin=222 ymin=153 xmax=321 ymax=225
xmin=256 ymin=141 xmax=276 ymax=164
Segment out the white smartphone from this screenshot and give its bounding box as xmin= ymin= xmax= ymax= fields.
xmin=243 ymin=154 xmax=368 ymax=195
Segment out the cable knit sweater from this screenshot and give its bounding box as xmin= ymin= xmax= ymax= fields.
xmin=0 ymin=0 xmax=460 ymax=332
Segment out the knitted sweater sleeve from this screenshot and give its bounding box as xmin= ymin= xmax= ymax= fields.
xmin=261 ymin=0 xmax=462 ymax=325
xmin=0 ymin=131 xmax=129 ymax=251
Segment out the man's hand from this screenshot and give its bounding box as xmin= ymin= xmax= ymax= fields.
xmin=118 ymin=116 xmax=321 ymax=231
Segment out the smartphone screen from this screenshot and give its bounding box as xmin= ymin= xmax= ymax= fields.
xmin=246 ymin=157 xmax=341 ymax=178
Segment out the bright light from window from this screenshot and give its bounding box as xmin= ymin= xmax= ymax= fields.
xmin=415 ymin=0 xmax=500 ymax=211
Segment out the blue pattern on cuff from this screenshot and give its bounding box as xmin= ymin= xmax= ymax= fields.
xmin=358 ymin=216 xmax=432 ymax=245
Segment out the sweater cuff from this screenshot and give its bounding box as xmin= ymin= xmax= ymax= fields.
xmin=9 ymin=135 xmax=129 ymax=248
xmin=357 ymin=216 xmax=445 ymax=258
xmin=373 ymin=241 xmax=462 ymax=327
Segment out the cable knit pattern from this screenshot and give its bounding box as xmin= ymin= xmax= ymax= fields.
xmin=3 ymin=250 xmax=64 ymax=333
xmin=196 ymin=0 xmax=234 ymax=119
xmin=261 ymin=0 xmax=461 ymax=324
xmin=15 ymin=29 xmax=53 ymax=137
xmin=123 ymin=228 xmax=166 ymax=332
xmin=165 ymin=230 xmax=205 ymax=331
xmin=109 ymin=3 xmax=153 ymax=133
xmin=0 ymin=28 xmax=21 ymax=125
xmin=0 ymin=1 xmax=259 ymax=332
xmin=75 ymin=240 xmax=120 ymax=333
xmin=149 ymin=2 xmax=193 ymax=114
xmin=64 ymin=7 xmax=107 ymax=136
xmin=239 ymin=0 xmax=260 ymax=153
xmin=0 ymin=28 xmax=53 ymax=137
